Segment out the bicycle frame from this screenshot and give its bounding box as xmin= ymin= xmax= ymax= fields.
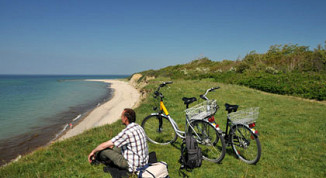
xmin=222 ymin=117 xmax=234 ymax=143
xmin=151 ymin=112 xmax=185 ymax=138
xmin=151 ymin=81 xmax=221 ymax=142
xmin=157 ymin=98 xmax=208 ymax=140
xmin=160 ymin=101 xmax=169 ymax=116
xmin=143 ymin=82 xmax=227 ymax=163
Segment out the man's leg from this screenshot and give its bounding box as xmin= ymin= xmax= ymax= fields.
xmin=98 ymin=147 xmax=128 ymax=169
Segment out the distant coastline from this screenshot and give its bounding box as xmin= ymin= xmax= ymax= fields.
xmin=0 ymin=75 xmax=129 ymax=166
xmin=58 ymin=79 xmax=140 ymax=140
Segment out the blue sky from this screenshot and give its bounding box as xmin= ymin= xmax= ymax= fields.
xmin=1 ymin=0 xmax=325 ymax=75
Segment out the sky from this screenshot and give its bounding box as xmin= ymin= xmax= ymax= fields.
xmin=0 ymin=0 xmax=325 ymax=75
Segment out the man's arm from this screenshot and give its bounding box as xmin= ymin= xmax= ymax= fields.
xmin=88 ymin=140 xmax=114 ymax=163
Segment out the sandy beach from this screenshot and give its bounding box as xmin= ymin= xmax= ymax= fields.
xmin=58 ymin=79 xmax=140 ymax=141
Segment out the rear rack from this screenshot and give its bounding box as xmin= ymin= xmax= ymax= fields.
xmin=228 ymin=107 xmax=259 ymax=124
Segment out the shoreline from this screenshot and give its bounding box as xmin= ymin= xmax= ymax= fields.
xmin=1 ymin=78 xmax=141 ymax=167
xmin=58 ymin=79 xmax=140 ymax=141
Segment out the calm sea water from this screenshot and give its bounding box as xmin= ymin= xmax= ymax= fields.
xmin=0 ymin=75 xmax=127 ymax=165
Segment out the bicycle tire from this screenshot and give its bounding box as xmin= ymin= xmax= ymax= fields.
xmin=141 ymin=114 xmax=177 ymax=145
xmin=230 ymin=124 xmax=261 ymax=164
xmin=189 ymin=120 xmax=226 ymax=163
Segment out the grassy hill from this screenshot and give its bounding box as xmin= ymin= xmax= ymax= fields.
xmin=1 ymin=78 xmax=325 ymax=177
xmin=140 ymin=43 xmax=326 ymax=100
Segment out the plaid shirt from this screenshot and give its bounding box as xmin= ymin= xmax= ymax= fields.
xmin=111 ymin=123 xmax=149 ymax=172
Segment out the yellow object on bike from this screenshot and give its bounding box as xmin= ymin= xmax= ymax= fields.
xmin=160 ymin=101 xmax=169 ymax=115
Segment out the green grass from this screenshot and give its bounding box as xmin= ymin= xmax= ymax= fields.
xmin=1 ymin=78 xmax=326 ymax=177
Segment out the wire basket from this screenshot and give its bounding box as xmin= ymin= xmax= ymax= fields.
xmin=228 ymin=107 xmax=259 ymax=124
xmin=185 ymin=100 xmax=218 ymax=120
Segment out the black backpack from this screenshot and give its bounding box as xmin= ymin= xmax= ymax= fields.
xmin=179 ymin=132 xmax=202 ymax=171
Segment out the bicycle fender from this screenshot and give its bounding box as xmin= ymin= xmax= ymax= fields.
xmin=206 ymin=121 xmax=223 ymax=134
xmin=215 ymin=127 xmax=223 ymax=134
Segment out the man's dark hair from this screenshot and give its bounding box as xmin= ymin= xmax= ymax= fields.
xmin=124 ymin=108 xmax=136 ymax=123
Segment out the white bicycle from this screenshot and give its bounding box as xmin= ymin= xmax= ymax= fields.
xmin=141 ymin=82 xmax=226 ymax=163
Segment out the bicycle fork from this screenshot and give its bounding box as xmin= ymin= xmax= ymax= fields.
xmin=156 ymin=101 xmax=169 ymax=133
xmin=157 ymin=115 xmax=163 ymax=133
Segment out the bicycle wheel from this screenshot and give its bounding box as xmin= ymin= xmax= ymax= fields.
xmin=141 ymin=114 xmax=177 ymax=145
xmin=189 ymin=120 xmax=226 ymax=163
xmin=231 ymin=124 xmax=261 ymax=164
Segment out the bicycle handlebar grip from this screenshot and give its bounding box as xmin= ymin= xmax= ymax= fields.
xmin=160 ymin=81 xmax=173 ymax=87
xmin=210 ymin=86 xmax=220 ymax=91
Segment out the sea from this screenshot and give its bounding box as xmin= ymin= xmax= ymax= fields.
xmin=0 ymin=75 xmax=128 ymax=166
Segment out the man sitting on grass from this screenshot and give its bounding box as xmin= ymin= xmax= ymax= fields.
xmin=88 ymin=108 xmax=149 ymax=173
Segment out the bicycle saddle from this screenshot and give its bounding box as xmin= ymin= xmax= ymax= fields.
xmin=225 ymin=103 xmax=239 ymax=113
xmin=182 ymin=97 xmax=197 ymax=105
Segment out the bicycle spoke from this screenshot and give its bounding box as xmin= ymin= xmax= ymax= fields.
xmin=142 ymin=114 xmax=177 ymax=145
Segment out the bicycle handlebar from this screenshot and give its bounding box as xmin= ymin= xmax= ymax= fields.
xmin=154 ymin=81 xmax=173 ymax=98
xmin=159 ymin=81 xmax=173 ymax=87
xmin=200 ymin=86 xmax=220 ymax=100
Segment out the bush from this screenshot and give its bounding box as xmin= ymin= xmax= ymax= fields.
xmin=139 ymin=42 xmax=326 ymax=101
xmin=265 ymin=67 xmax=280 ymax=74
xmin=231 ymin=72 xmax=326 ymax=100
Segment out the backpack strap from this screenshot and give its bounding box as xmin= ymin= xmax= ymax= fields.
xmin=179 ymin=137 xmax=193 ymax=172
xmin=186 ymin=132 xmax=195 ymax=150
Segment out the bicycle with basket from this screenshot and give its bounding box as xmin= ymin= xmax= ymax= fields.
xmin=196 ymin=86 xmax=262 ymax=164
xmin=141 ymin=81 xmax=226 ymax=163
